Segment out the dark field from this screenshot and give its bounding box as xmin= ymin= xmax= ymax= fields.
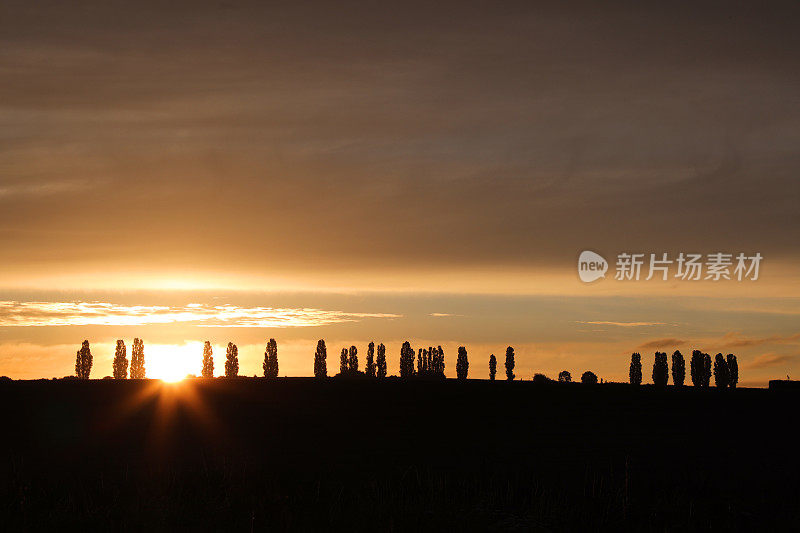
xmin=2 ymin=378 xmax=798 ymax=531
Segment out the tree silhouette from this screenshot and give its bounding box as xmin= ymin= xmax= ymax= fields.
xmin=75 ymin=340 xmax=92 ymax=379
xmin=629 ymin=353 xmax=642 ymax=385
xmin=456 ymin=346 xmax=468 ymax=380
xmin=505 ymin=346 xmax=515 ymax=381
xmin=112 ymin=339 xmax=128 ymax=379
xmin=652 ymin=351 xmax=668 ymax=387
xmin=417 ymin=348 xmax=425 ymax=375
xmin=671 ymin=350 xmax=685 ymax=387
xmin=690 ymin=350 xmax=704 ymax=387
xmin=376 ymin=343 xmax=387 ymax=378
xmin=489 ymin=354 xmax=497 ymax=380
xmin=432 ymin=346 xmax=445 ymax=378
xmin=558 ymin=370 xmax=572 ymax=382
xmin=130 ymin=338 xmax=145 ymax=379
xmin=400 ymin=341 xmax=415 ymax=378
xmin=348 ymin=345 xmax=358 ymax=373
xmin=314 ymin=339 xmax=327 ymax=379
xmin=727 ymin=353 xmax=738 ymax=389
xmin=703 ymin=352 xmax=712 ymax=387
xmin=581 ymin=371 xmax=598 ymax=384
xmin=340 ymin=348 xmax=348 ymax=375
xmin=263 ymin=338 xmax=278 ymax=378
xmin=365 ymin=342 xmax=376 ymax=378
xmin=713 ymin=353 xmax=730 ymax=388
xmin=201 ymin=341 xmax=214 ymax=378
xmin=225 ymin=342 xmax=239 ymax=377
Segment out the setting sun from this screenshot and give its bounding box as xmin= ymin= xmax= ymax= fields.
xmin=146 ymin=342 xmax=206 ymax=382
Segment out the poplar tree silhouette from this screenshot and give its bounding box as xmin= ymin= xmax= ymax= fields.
xmin=400 ymin=341 xmax=415 ymax=378
xmin=558 ymin=370 xmax=572 ymax=382
xmin=130 ymin=338 xmax=145 ymax=379
xmin=417 ymin=348 xmax=425 ymax=375
xmin=201 ymin=341 xmax=214 ymax=378
xmin=75 ymin=340 xmax=93 ymax=379
xmin=348 ymin=345 xmax=358 ymax=373
xmin=652 ymin=352 xmax=668 ymax=387
xmin=489 ymin=354 xmax=497 ymax=380
xmin=365 ymin=341 xmax=376 ymax=377
xmin=690 ymin=350 xmax=704 ymax=387
xmin=314 ymin=339 xmax=327 ymax=378
xmin=505 ymin=346 xmax=515 ymax=381
xmin=713 ymin=353 xmax=730 ymax=388
xmin=671 ymin=350 xmax=685 ymax=387
xmin=376 ymin=343 xmax=387 ymax=378
xmin=225 ymin=342 xmax=239 ymax=377
xmin=703 ymin=352 xmax=712 ymax=387
xmin=727 ymin=353 xmax=739 ymax=389
xmin=263 ymin=338 xmax=278 ymax=378
xmin=340 ymin=348 xmax=348 ymax=375
xmin=456 ymin=346 xmax=468 ymax=380
xmin=581 ymin=371 xmax=598 ymax=384
xmin=629 ymin=353 xmax=642 ymax=385
xmin=112 ymin=339 xmax=128 ymax=379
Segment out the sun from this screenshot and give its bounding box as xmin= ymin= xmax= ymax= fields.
xmin=146 ymin=342 xmax=205 ymax=382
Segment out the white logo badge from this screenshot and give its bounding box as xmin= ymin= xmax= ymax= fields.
xmin=578 ymin=251 xmax=608 ymax=283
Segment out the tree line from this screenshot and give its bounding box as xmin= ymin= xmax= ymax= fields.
xmin=73 ymin=339 xmax=740 ymax=388
xmin=629 ymin=350 xmax=739 ymax=388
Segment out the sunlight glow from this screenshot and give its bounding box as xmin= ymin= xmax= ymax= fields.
xmin=146 ymin=342 xmax=205 ymax=382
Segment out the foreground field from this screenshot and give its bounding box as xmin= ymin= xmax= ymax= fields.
xmin=1 ymin=378 xmax=798 ymax=530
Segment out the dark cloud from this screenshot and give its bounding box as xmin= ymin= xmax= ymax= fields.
xmin=637 ymin=338 xmax=687 ymax=350
xmin=1 ymin=1 xmax=799 ymax=278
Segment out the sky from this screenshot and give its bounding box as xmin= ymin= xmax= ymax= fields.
xmin=1 ymin=0 xmax=799 ymax=384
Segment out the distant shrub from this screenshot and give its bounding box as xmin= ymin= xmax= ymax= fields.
xmin=340 ymin=348 xmax=348 ymax=375
xmin=690 ymin=350 xmax=704 ymax=387
xmin=533 ymin=373 xmax=550 ymax=384
xmin=713 ymin=353 xmax=729 ymax=388
xmin=505 ymin=346 xmax=515 ymax=381
xmin=365 ymin=342 xmax=376 ymax=378
xmin=201 ymin=341 xmax=214 ymax=378
xmin=671 ymin=350 xmax=685 ymax=387
xmin=558 ymin=370 xmax=571 ymax=383
xmin=456 ymin=347 xmax=468 ymax=380
xmin=629 ymin=353 xmax=642 ymax=385
xmin=314 ymin=340 xmax=327 ymax=379
xmin=376 ymin=343 xmax=387 ymax=379
xmin=225 ymin=342 xmax=239 ymax=377
xmin=113 ymin=339 xmax=128 ymax=380
xmin=581 ymin=371 xmax=598 ymax=384
xmin=652 ymin=352 xmax=668 ymax=387
xmin=75 ymin=340 xmax=93 ymax=380
xmin=348 ymin=346 xmax=358 ymax=373
xmin=488 ymin=354 xmax=497 ymax=380
xmin=130 ymin=338 xmax=146 ymax=379
xmin=727 ymin=354 xmax=738 ymax=389
xmin=399 ymin=341 xmax=415 ymax=378
xmin=263 ymin=338 xmax=278 ymax=378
